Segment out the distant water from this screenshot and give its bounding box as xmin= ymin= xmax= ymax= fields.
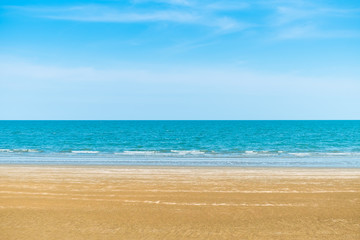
xmin=0 ymin=120 xmax=359 ymax=167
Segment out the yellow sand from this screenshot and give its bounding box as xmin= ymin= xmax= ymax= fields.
xmin=1 ymin=166 xmax=359 ymax=240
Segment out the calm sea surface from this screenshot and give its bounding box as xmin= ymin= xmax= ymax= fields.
xmin=0 ymin=120 xmax=359 ymax=167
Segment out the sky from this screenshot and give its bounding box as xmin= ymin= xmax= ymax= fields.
xmin=1 ymin=0 xmax=360 ymax=120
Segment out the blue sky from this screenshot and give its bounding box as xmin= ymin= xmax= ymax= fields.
xmin=1 ymin=0 xmax=360 ymax=119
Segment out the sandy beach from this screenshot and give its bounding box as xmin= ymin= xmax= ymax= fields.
xmin=1 ymin=165 xmax=359 ymax=240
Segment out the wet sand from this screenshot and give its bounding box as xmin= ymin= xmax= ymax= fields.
xmin=1 ymin=165 xmax=359 ymax=240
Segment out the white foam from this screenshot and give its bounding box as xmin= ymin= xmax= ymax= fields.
xmin=116 ymin=151 xmax=158 ymax=155
xmin=0 ymin=149 xmax=13 ymax=152
xmin=170 ymin=150 xmax=205 ymax=155
xmin=13 ymin=149 xmax=39 ymax=153
xmin=288 ymin=153 xmax=311 ymax=156
xmin=245 ymin=151 xmax=256 ymax=154
xmin=27 ymin=149 xmax=39 ymax=153
xmin=114 ymin=150 xmax=206 ymax=156
xmin=71 ymin=151 xmax=99 ymax=154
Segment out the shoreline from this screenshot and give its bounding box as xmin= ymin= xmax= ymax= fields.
xmin=1 ymin=163 xmax=360 ymax=169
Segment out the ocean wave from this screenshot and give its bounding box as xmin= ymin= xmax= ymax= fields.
xmin=236 ymin=151 xmax=281 ymax=158
xmin=170 ymin=150 xmax=205 ymax=155
xmin=11 ymin=149 xmax=40 ymax=153
xmin=0 ymin=149 xmax=41 ymax=153
xmin=115 ymin=151 xmax=159 ymax=155
xmin=111 ymin=150 xmax=344 ymax=157
xmin=1 ymin=149 xmax=360 ymax=159
xmin=245 ymin=150 xmax=256 ymax=154
xmin=288 ymin=153 xmax=311 ymax=157
xmin=71 ymin=151 xmax=99 ymax=154
xmin=114 ymin=150 xmax=207 ymax=156
xmin=0 ymin=149 xmax=13 ymax=152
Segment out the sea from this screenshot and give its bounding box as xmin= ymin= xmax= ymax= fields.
xmin=0 ymin=120 xmax=359 ymax=167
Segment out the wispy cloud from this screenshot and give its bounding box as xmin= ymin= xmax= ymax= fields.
xmin=273 ymin=5 xmax=360 ymax=26
xmin=7 ymin=0 xmax=252 ymax=33
xmin=9 ymin=5 xmax=198 ymax=23
xmin=276 ymin=25 xmax=360 ymax=40
xmin=205 ymin=1 xmax=250 ymax=11
xmin=7 ymin=4 xmax=249 ymax=32
xmin=131 ymin=0 xmax=192 ymax=6
xmin=265 ymin=1 xmax=360 ymax=39
xmin=50 ymin=10 xmax=198 ymax=23
xmin=4 ymin=0 xmax=360 ymax=39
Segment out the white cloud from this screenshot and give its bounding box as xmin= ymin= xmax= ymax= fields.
xmin=5 ymin=0 xmax=360 ymax=39
xmin=7 ymin=5 xmax=246 ymax=32
xmin=12 ymin=5 xmax=198 ymax=23
xmin=49 ymin=10 xmax=198 ymax=23
xmin=205 ymin=1 xmax=250 ymax=11
xmin=276 ymin=24 xmax=360 ymax=39
xmin=131 ymin=0 xmax=192 ymax=6
xmin=273 ymin=5 xmax=360 ymax=26
xmin=264 ymin=1 xmax=360 ymax=40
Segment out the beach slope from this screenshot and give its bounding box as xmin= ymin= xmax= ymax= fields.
xmin=1 ymin=166 xmax=359 ymax=240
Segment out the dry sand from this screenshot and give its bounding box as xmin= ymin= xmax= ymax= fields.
xmin=1 ymin=165 xmax=359 ymax=240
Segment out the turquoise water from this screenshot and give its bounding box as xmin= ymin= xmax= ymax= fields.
xmin=0 ymin=120 xmax=359 ymax=167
